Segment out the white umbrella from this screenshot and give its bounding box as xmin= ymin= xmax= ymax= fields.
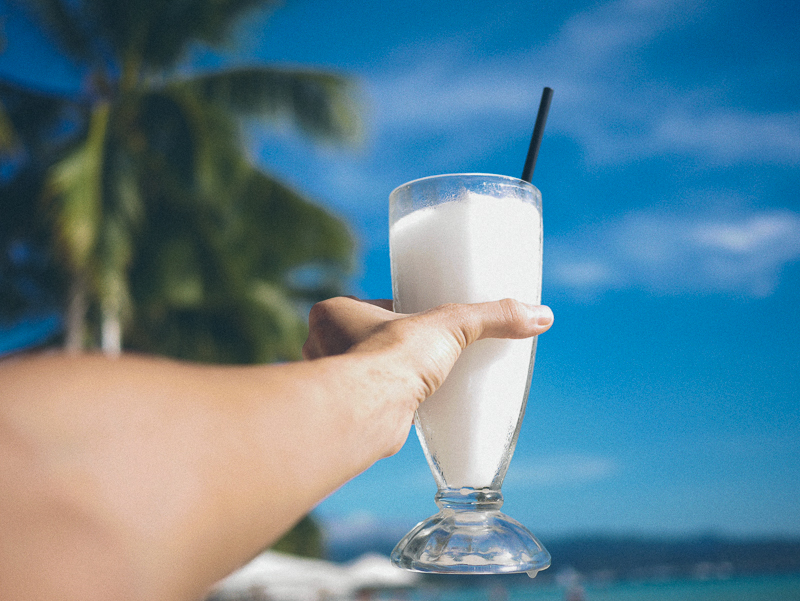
xmin=210 ymin=551 xmax=419 ymax=601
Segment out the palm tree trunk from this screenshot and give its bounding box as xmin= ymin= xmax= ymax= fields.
xmin=101 ymin=306 xmax=122 ymax=356
xmin=65 ymin=275 xmax=88 ymax=352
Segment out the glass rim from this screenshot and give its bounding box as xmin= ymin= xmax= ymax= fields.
xmin=390 ymin=173 xmax=539 ymax=198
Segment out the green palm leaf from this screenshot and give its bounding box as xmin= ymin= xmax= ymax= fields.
xmin=144 ymin=86 xmax=248 ymax=200
xmin=82 ymin=0 xmax=276 ymax=70
xmin=174 ymin=67 xmax=362 ymax=142
xmin=43 ymin=102 xmax=109 ymax=272
xmin=235 ymin=169 xmax=354 ymax=278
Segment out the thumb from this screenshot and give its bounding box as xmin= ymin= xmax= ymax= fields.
xmin=429 ymin=299 xmax=554 ymax=349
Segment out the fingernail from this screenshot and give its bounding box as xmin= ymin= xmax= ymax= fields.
xmin=525 ymin=304 xmax=553 ymax=326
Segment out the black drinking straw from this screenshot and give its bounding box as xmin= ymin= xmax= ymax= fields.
xmin=520 ymin=87 xmax=554 ymax=183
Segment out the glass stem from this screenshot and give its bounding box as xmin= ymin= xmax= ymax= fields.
xmin=435 ymin=488 xmax=504 ymax=512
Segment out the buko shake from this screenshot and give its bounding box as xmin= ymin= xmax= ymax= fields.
xmin=390 ymin=185 xmax=543 ymax=489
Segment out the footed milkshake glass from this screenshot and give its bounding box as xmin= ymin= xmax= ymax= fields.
xmin=388 ymin=174 xmax=550 ymax=575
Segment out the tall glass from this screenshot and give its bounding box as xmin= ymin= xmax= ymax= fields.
xmin=389 ymin=174 xmax=550 ymax=575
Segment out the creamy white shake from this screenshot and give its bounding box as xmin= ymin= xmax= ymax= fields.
xmin=390 ymin=190 xmax=542 ymax=489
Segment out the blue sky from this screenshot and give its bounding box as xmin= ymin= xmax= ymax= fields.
xmin=2 ymin=0 xmax=799 ymax=542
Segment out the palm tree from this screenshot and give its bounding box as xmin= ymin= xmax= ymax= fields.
xmin=1 ymin=0 xmax=359 ymax=358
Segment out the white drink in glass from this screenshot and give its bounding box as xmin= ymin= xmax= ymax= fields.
xmin=390 ymin=192 xmax=541 ymax=488
xmin=389 ymin=173 xmax=550 ymax=574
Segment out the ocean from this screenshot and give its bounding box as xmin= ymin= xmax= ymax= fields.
xmin=393 ymin=574 xmax=800 ymax=601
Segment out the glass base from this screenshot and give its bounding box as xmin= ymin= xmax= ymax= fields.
xmin=390 ymin=489 xmax=551 ymax=575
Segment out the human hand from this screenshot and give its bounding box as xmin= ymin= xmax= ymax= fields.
xmin=303 ymin=296 xmax=554 ymax=402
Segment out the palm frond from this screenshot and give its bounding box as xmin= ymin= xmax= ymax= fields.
xmin=43 ymin=102 xmax=109 ymax=272
xmin=236 ymin=169 xmax=355 ymax=277
xmin=135 ymin=91 xmax=199 ymax=187
xmin=81 ymin=0 xmax=277 ymax=70
xmin=174 ymin=67 xmax=362 ymax=143
xmin=247 ymin=279 xmax=308 ymax=361
xmin=153 ymin=86 xmax=249 ymax=200
xmin=142 ymin=0 xmax=277 ymax=68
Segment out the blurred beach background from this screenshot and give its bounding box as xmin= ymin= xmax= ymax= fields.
xmin=1 ymin=0 xmax=799 ymax=599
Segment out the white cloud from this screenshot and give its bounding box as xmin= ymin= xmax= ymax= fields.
xmin=552 ymin=260 xmax=622 ymax=289
xmin=547 ymin=208 xmax=800 ymax=298
xmin=691 ymin=213 xmax=800 ymax=254
xmin=651 ymin=111 xmax=800 ymax=165
xmin=555 ymin=0 xmax=691 ymax=64
xmin=506 ymin=453 xmax=617 ymax=487
xmin=364 ymin=0 xmax=800 ymax=166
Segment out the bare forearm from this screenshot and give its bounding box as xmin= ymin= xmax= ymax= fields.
xmin=0 ymin=352 xmax=409 ymax=601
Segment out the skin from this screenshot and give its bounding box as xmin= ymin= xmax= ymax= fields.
xmin=0 ymin=297 xmax=553 ymax=601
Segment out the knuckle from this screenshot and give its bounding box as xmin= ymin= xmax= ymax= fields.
xmin=308 ymin=296 xmax=348 ymax=327
xmin=498 ymin=298 xmax=523 ymax=324
xmin=307 ymin=301 xmax=328 ymax=327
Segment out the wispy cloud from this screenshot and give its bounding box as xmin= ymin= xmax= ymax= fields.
xmin=506 ymin=453 xmax=618 ymax=487
xmin=650 ymin=111 xmax=800 ymax=165
xmin=547 ymin=208 xmax=800 ymax=298
xmin=366 ymin=0 xmax=800 ymax=166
